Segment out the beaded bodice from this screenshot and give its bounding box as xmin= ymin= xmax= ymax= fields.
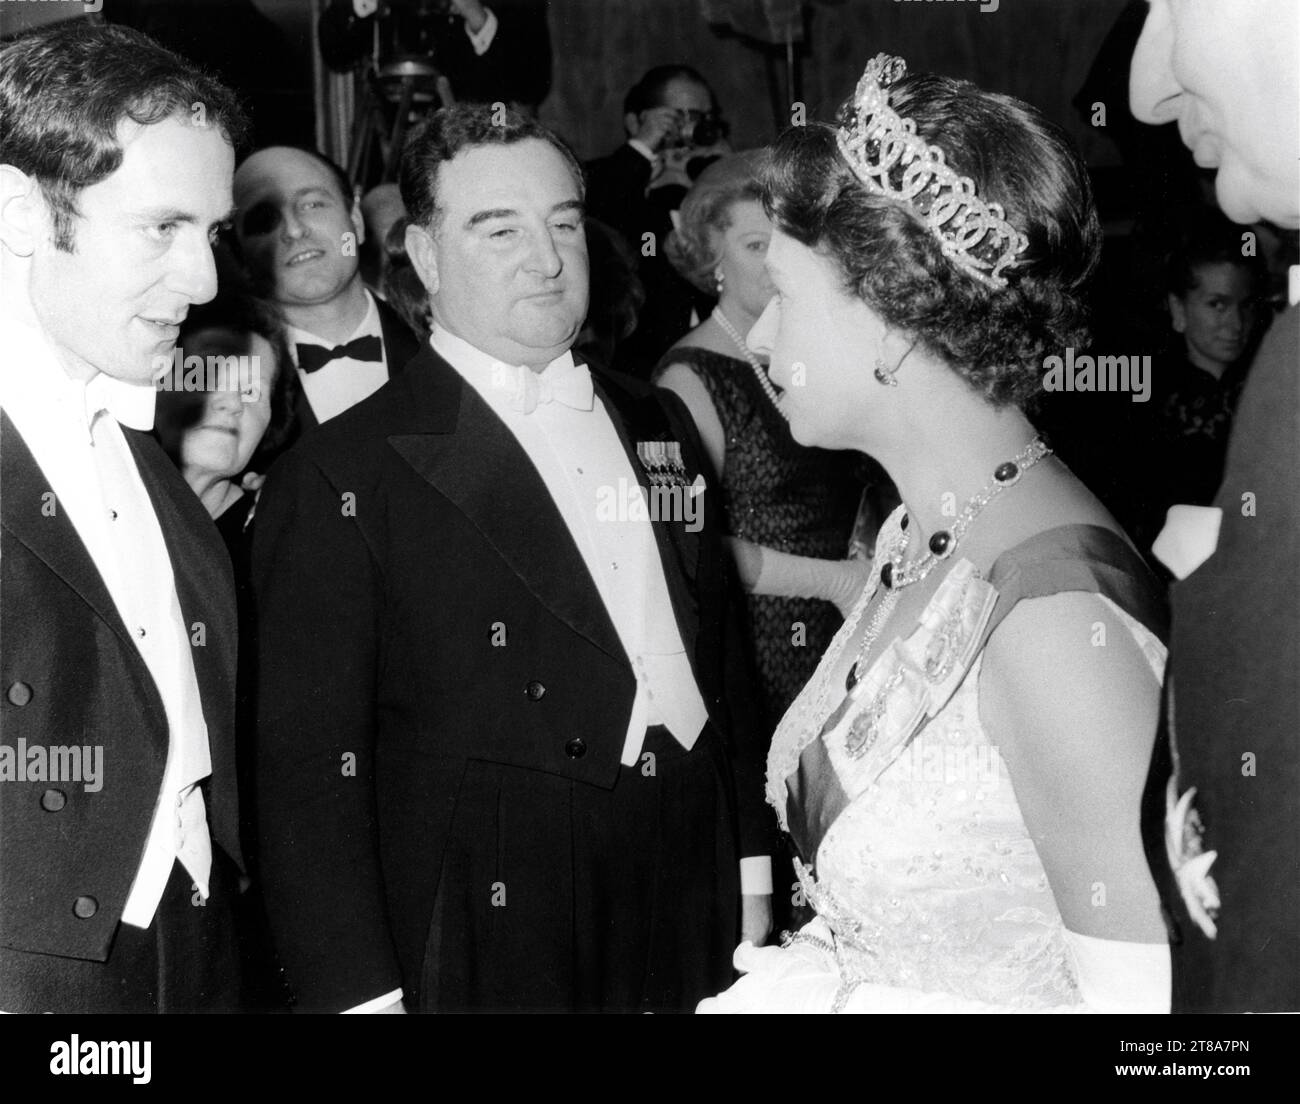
xmin=654 ymin=348 xmax=863 ymax=557
xmin=654 ymin=346 xmax=868 ymax=727
xmin=766 ymin=507 xmax=1167 ymax=1008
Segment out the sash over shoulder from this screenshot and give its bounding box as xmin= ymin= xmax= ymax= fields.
xmin=772 ymin=515 xmax=1169 ymax=870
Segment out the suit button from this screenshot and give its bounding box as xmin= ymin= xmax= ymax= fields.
xmin=525 ymin=680 xmax=546 ymax=701
xmin=73 ymin=896 xmax=98 ymax=919
xmin=564 ymin=737 xmax=587 ymax=760
xmin=7 ymin=682 xmax=32 ymax=706
xmin=40 ymin=788 xmax=66 ymax=812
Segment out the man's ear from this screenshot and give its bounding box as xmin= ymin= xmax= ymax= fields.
xmin=624 ymin=111 xmax=640 ymax=139
xmin=350 ymin=193 xmax=366 ymax=247
xmin=405 ymin=221 xmax=439 ymax=296
xmin=1168 ymin=293 xmax=1187 ymax=334
xmin=0 ymin=165 xmax=43 ymax=258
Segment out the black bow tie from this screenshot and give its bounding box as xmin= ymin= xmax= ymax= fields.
xmin=296 ymin=334 xmax=383 ymax=374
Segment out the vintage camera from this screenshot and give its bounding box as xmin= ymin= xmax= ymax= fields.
xmin=687 ymin=112 xmax=729 ymax=148
xmin=665 ymin=109 xmax=730 ymax=151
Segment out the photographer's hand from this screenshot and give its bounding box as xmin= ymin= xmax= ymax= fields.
xmin=449 ymin=0 xmax=490 ymax=34
xmin=629 ymin=107 xmax=683 ymax=155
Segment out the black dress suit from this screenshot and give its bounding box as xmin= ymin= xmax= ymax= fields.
xmin=292 ymin=295 xmax=420 ymax=432
xmin=252 ymin=345 xmax=770 ymax=1012
xmin=0 ymin=412 xmax=242 ymax=1011
xmin=1142 ymin=305 xmax=1300 ymax=1012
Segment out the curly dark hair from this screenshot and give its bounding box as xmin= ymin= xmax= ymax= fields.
xmin=399 ymin=103 xmax=583 ymax=234
xmin=763 ymin=72 xmax=1101 ymax=408
xmin=577 ymin=216 xmax=646 ymax=366
xmin=382 ymin=217 xmax=433 ymax=342
xmin=0 ymin=22 xmax=247 ymax=253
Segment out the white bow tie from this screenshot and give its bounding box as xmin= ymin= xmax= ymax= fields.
xmin=504 ymin=360 xmax=595 ymax=415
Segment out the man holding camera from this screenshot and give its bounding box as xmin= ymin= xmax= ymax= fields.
xmin=586 ymin=65 xmax=731 ymax=377
xmin=320 ymin=0 xmax=551 ymax=112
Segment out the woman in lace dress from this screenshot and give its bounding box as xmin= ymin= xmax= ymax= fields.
xmin=699 ymin=56 xmax=1172 ymax=1013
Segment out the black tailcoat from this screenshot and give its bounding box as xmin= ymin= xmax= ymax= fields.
xmin=0 ymin=413 xmax=240 ymax=1004
xmin=252 ymin=346 xmax=770 ymax=1012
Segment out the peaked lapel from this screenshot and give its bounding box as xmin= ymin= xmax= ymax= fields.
xmin=123 ymin=428 xmax=238 ymax=727
xmin=293 ymin=388 xmax=319 ymax=433
xmin=385 ymin=349 xmax=628 ymax=667
xmin=376 ymin=295 xmax=421 ymax=378
xmin=289 ymin=295 xmax=421 ymax=432
xmin=124 ymin=427 xmax=241 ymax=863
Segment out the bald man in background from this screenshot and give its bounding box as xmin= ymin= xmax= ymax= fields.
xmin=233 ymin=148 xmax=419 ymax=429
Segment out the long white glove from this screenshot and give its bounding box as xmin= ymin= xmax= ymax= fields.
xmin=726 ymin=538 xmax=873 ymax=617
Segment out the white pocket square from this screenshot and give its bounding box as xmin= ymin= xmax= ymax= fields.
xmin=1152 ymin=505 xmax=1223 ymax=580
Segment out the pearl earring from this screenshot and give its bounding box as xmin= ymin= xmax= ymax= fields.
xmin=714 ymin=268 xmax=725 ymax=294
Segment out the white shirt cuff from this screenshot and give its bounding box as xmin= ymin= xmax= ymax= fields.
xmin=340 ymin=988 xmax=403 ymax=1014
xmin=465 ymin=7 xmax=498 ymax=55
xmin=740 ymin=856 xmax=773 ymax=896
xmin=627 ymin=138 xmax=657 ymax=163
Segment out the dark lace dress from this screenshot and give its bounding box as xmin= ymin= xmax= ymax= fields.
xmin=655 ymin=347 xmax=871 ymax=736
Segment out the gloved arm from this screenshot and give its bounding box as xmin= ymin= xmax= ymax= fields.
xmin=727 ymin=537 xmax=872 ymax=617
xmin=698 ymin=919 xmax=1169 ymax=1013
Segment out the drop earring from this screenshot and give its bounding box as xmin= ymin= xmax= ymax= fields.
xmin=714 ymin=268 xmax=725 ymax=294
xmin=874 ymin=357 xmax=899 ymax=387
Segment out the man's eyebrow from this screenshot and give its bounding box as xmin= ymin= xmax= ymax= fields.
xmin=238 ymin=184 xmax=335 ymax=208
xmin=133 ymin=207 xmax=200 ymax=224
xmin=465 ymin=200 xmax=585 ymax=229
xmin=132 ymin=206 xmax=239 ymax=229
xmin=466 ymin=207 xmax=519 ymax=229
xmin=291 ymin=185 xmax=338 ymax=201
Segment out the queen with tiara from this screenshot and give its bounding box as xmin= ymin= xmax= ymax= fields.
xmin=698 ymin=55 xmax=1173 ymax=1013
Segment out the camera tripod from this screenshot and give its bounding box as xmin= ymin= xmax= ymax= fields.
xmin=346 ymin=56 xmax=453 ymax=185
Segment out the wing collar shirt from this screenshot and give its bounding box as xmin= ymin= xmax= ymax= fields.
xmin=346 ymin=325 xmax=765 ymax=1014
xmin=287 ymin=289 xmax=388 ymax=424
xmin=431 ymin=324 xmax=709 ymax=766
xmin=0 ymin=315 xmax=214 ymax=928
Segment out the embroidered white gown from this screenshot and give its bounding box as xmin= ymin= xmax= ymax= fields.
xmin=699 ymin=508 xmax=1167 ymax=1013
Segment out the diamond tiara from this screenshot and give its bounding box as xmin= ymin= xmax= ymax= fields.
xmin=835 ymin=53 xmax=1029 ymax=291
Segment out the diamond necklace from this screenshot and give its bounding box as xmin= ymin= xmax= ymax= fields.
xmin=711 ymin=306 xmax=788 ymax=420
xmin=844 ymin=435 xmax=1051 ymax=692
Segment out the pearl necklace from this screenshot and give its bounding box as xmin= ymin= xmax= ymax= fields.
xmin=711 ymin=306 xmax=788 ymax=420
xmin=845 ymin=435 xmax=1051 ymax=692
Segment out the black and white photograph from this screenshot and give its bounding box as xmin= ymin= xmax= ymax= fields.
xmin=0 ymin=0 xmax=1295 ymax=1081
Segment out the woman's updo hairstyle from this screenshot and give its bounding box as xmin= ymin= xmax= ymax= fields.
xmin=665 ymin=150 xmax=766 ymax=293
xmin=763 ymin=71 xmax=1101 ymax=408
